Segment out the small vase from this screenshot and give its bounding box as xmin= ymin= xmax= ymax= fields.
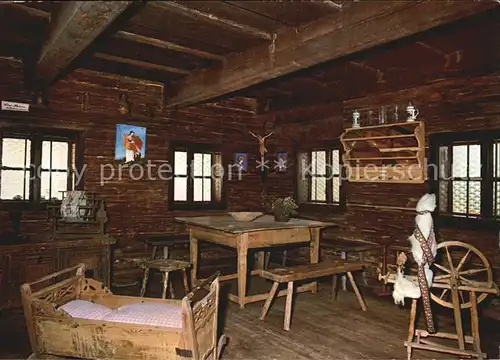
xmin=274 ymin=213 xmax=290 ymax=222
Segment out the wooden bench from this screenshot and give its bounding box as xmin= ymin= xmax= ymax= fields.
xmin=260 ymin=261 xmax=367 ymax=331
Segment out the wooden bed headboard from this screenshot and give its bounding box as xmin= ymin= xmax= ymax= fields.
xmin=20 ymin=263 xmax=86 ymax=307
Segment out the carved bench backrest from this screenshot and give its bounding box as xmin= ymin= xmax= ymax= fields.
xmin=182 ymin=272 xmax=220 ymax=360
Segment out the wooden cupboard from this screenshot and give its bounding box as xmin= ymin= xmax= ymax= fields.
xmin=0 ymin=235 xmax=114 ymax=309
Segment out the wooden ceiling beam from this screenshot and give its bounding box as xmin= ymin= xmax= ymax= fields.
xmin=93 ymin=53 xmax=191 ymax=75
xmin=150 ymin=1 xmax=272 ymax=40
xmin=113 ymin=31 xmax=224 ymax=61
xmin=35 ymin=1 xmax=134 ymax=88
xmin=165 ymin=1 xmax=497 ymax=109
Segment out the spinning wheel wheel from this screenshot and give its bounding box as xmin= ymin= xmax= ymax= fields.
xmin=378 ymin=240 xmax=499 ymax=360
xmin=430 ymin=241 xmax=493 ymax=309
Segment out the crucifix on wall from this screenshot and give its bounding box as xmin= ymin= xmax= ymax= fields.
xmin=249 ymin=131 xmax=273 ymax=167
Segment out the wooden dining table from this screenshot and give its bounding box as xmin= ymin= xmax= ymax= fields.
xmin=175 ymin=214 xmax=335 ymax=308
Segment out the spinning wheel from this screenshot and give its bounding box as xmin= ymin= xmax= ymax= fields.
xmin=379 ymin=240 xmax=499 ymax=360
xmin=430 ymin=241 xmax=493 ymax=309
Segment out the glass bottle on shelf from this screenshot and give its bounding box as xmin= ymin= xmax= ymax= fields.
xmin=379 ymin=106 xmax=386 ymax=124
xmin=393 ymin=105 xmax=399 ymax=123
xmin=352 ymin=109 xmax=360 ymax=128
xmin=368 ymin=110 xmax=373 ymax=126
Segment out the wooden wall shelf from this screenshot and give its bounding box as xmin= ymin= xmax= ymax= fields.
xmin=340 ymin=121 xmax=426 ymax=183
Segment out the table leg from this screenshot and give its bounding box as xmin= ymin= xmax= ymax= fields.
xmin=169 ymin=278 xmax=175 ymax=299
xmin=284 ymin=281 xmax=294 ymax=331
xmin=190 ymin=230 xmax=198 ymax=286
xmin=140 ymin=267 xmax=150 ymax=297
xmin=237 ymin=234 xmax=249 ymax=309
xmin=161 ymin=271 xmax=169 ymax=299
xmin=309 ymin=228 xmax=320 ymax=293
xmin=340 ymin=250 xmax=347 ymax=291
xmin=182 ymin=268 xmax=190 ymax=293
xmin=256 ymin=251 xmax=265 ymax=270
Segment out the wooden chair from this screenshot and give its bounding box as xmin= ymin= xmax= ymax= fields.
xmin=260 ymin=260 xmax=367 ymax=331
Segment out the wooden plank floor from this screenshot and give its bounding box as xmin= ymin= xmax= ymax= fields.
xmin=221 ymin=288 xmax=452 ymax=360
xmin=2 ymin=276 xmax=500 ymax=359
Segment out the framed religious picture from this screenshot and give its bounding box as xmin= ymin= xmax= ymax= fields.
xmin=115 ymin=124 xmax=146 ymax=165
xmin=275 ymin=152 xmax=288 ymax=172
xmin=234 ymin=152 xmax=248 ymax=172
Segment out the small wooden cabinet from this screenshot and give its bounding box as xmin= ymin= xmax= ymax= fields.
xmin=0 ymin=236 xmax=114 ymax=309
xmin=340 ymin=121 xmax=426 ymax=183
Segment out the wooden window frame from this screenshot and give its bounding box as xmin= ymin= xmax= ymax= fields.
xmin=168 ymin=142 xmax=226 ymax=211
xmin=296 ymin=141 xmax=346 ymax=212
xmin=0 ymin=127 xmax=83 ymax=211
xmin=429 ymin=130 xmax=500 ymax=231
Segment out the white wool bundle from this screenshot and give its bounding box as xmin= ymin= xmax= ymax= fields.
xmin=408 ymin=193 xmax=436 ymax=287
xmin=392 ymin=268 xmax=421 ymax=306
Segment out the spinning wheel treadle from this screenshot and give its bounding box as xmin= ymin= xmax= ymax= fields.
xmin=430 ymin=241 xmax=493 ymax=309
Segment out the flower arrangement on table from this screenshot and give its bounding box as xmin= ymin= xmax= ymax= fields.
xmin=268 ymin=196 xmax=298 ymax=222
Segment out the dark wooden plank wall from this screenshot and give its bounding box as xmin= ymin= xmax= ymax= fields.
xmin=0 ymin=57 xmax=273 ymax=283
xmin=1 ymin=9 xmax=499 ymax=290
xmin=256 ymin=11 xmax=500 ymax=289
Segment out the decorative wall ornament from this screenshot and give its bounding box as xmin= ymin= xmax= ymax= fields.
xmin=379 ymin=106 xmax=387 ymax=124
xmin=115 ymin=124 xmax=146 ymax=165
xmin=249 ymin=130 xmax=273 ymax=182
xmin=352 ymin=109 xmax=360 ymax=128
xmin=82 ymin=92 xmax=90 ymax=111
xmin=249 ymin=131 xmax=273 ymax=159
xmin=275 ymin=152 xmax=287 ymax=172
xmin=234 ymin=152 xmax=248 ymax=172
xmin=118 ymin=93 xmax=131 ymax=115
xmin=406 ymin=101 xmax=419 ymax=122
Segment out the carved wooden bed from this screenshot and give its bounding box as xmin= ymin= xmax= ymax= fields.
xmin=21 ymin=264 xmax=226 ymax=360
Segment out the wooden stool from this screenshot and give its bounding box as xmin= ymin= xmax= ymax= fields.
xmin=260 ymin=261 xmax=367 ymax=331
xmin=138 ymin=259 xmax=191 ymax=299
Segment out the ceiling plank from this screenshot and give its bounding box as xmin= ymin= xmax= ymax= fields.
xmin=165 ymin=1 xmax=497 ymax=108
xmin=114 ymin=31 xmax=224 ymax=61
xmin=93 ymin=53 xmax=191 ymax=75
xmin=150 ymin=1 xmax=272 ymax=40
xmin=36 ymin=1 xmax=133 ymax=88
